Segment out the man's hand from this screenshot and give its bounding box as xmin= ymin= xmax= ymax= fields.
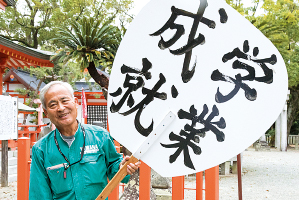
xmin=119 ymin=156 xmax=141 ymax=175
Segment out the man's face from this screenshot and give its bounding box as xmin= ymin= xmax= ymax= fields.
xmin=43 ymin=84 xmax=78 ymax=129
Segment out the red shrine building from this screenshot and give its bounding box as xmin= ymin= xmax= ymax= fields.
xmin=3 ymin=67 xmax=108 ymax=128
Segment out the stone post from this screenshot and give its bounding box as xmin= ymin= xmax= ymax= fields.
xmin=280 ymin=102 xmax=288 ymax=151
xmin=275 ymin=114 xmax=281 ymax=149
xmin=278 ymin=90 xmax=289 ymax=152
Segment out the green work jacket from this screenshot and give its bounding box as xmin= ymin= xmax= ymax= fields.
xmin=29 ymin=124 xmax=130 ymax=200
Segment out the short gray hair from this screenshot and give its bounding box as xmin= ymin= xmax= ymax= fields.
xmin=40 ymin=81 xmax=74 ymax=109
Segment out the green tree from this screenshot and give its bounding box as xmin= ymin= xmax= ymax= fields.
xmin=0 ymin=0 xmax=133 ymax=99
xmin=0 ymin=0 xmax=133 ymax=49
xmin=227 ymin=0 xmax=299 ymax=137
xmin=0 ymin=0 xmax=58 ymax=48
xmin=51 ymin=17 xmax=123 ymax=99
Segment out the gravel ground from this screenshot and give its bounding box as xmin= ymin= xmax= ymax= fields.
xmin=0 ymin=181 xmax=17 ymax=200
xmin=184 ymin=147 xmax=299 ymax=200
xmin=1 ymin=147 xmax=298 ymax=200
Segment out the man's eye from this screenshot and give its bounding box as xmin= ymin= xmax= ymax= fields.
xmin=49 ymin=104 xmax=56 ymax=108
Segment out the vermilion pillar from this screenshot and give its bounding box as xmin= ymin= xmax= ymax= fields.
xmin=205 ymin=166 xmax=219 ymax=200
xmin=0 ymin=67 xmax=4 ymax=95
xmin=172 ymin=176 xmax=184 ymax=200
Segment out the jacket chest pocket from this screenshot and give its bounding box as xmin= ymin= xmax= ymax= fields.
xmin=80 ymin=152 xmax=106 ymax=185
xmin=47 ymin=164 xmax=73 ymax=196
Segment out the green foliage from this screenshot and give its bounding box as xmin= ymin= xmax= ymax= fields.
xmin=290 ymin=118 xmax=299 ymax=135
xmin=0 ymin=0 xmax=132 ymax=91
xmin=0 ymin=0 xmax=133 ymax=49
xmin=14 ymin=88 xmax=39 ymax=124
xmin=226 ymin=0 xmax=252 ymax=15
xmin=0 ymin=0 xmax=133 ymax=124
xmin=227 ymin=0 xmax=299 ymax=89
xmin=51 ymin=17 xmax=122 ymax=71
xmin=0 ymin=0 xmax=59 ymax=48
xmin=15 ymin=88 xmax=37 ymax=99
xmin=265 ymin=127 xmax=276 ymax=146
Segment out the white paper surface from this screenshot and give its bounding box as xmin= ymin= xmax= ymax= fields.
xmin=0 ymin=95 xmax=18 ymax=140
xmin=108 ymin=0 xmax=288 ymax=177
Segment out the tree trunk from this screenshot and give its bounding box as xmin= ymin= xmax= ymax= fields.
xmin=33 ymin=29 xmax=39 ymax=49
xmin=87 ymin=62 xmax=109 ymax=100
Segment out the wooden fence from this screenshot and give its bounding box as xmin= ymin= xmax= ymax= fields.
xmin=288 ymin=135 xmax=299 ymax=150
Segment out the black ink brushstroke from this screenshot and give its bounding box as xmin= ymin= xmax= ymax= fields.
xmin=184 ymin=124 xmax=206 ymax=138
xmin=170 ymin=34 xmax=205 ymax=55
xmin=171 ymin=85 xmax=179 ymax=98
xmin=243 ymin=40 xmax=249 ymax=53
xmin=141 ymin=58 xmax=153 ymax=79
xmin=109 ymin=58 xmax=170 ymax=137
xmin=219 ymin=8 xmax=228 ymax=23
xmin=134 ymin=107 xmax=154 ymax=137
xmin=223 ymin=42 xmax=277 ymax=66
xmin=127 ymin=94 xmax=134 ymax=108
xmin=150 ymin=7 xmax=178 ymax=36
xmin=181 ymin=0 xmax=207 ymax=83
xmin=118 ymin=73 xmax=167 ymax=136
xmin=222 ymin=47 xmax=248 ymax=62
xmin=161 ymin=131 xmax=201 ymax=170
xmin=222 ymin=41 xmax=275 ymax=84
xmin=253 ymin=54 xmax=277 ymax=65
xmin=201 ymin=17 xmax=216 ymax=28
xmin=178 ymin=104 xmax=226 ymax=142
xmin=211 ymin=40 xmax=277 ymax=104
xmin=150 ymin=0 xmax=210 ymax=83
xmin=255 ymin=63 xmax=273 ymax=84
xmin=211 ymin=117 xmax=226 ymax=129
xmin=109 ymin=87 xmax=122 ymax=97
xmin=211 ymin=70 xmax=257 ymax=103
xmin=158 ymin=24 xmax=185 ymax=50
xmin=110 ymin=74 xmax=144 ymax=113
xmin=182 ymin=56 xmax=197 ymax=83
xmin=161 ymin=103 xmax=225 ymax=170
xmin=232 ymin=60 xmax=255 ymax=81
xmin=121 ymin=58 xmax=152 ymax=80
xmin=119 ymin=73 xmax=166 ymax=116
xmin=253 ymin=47 xmax=259 ymax=57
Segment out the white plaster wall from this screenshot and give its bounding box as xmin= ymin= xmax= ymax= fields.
xmin=9 ymin=83 xmax=25 ymax=91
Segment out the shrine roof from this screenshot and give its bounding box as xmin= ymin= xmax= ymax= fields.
xmin=4 ymin=67 xmax=106 ymax=93
xmin=74 ymin=82 xmax=102 ymax=92
xmin=0 ymin=36 xmax=54 ymax=68
xmin=0 ymin=36 xmax=53 ymax=60
xmin=3 ymin=67 xmax=46 ymax=91
xmin=3 ymin=0 xmax=15 ymax=6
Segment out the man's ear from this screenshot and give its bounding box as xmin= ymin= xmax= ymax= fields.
xmin=43 ymin=108 xmax=48 ymax=117
xmin=74 ymin=97 xmax=79 ymax=109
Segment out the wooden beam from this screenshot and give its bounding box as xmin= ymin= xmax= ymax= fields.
xmin=0 ymin=45 xmax=54 ymax=68
xmin=0 ymin=67 xmax=4 ymax=95
xmin=1 ymin=140 xmax=8 ymax=187
xmin=0 ymin=0 xmax=7 ymax=11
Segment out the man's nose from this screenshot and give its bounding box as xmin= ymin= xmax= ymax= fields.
xmin=57 ymin=102 xmax=65 ymax=111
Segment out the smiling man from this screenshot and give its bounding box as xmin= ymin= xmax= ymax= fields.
xmin=29 ymin=81 xmax=140 ymax=200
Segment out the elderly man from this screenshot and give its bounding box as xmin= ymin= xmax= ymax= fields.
xmin=29 ymin=81 xmax=140 ymax=200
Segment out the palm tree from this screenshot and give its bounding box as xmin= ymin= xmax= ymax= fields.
xmin=51 ymin=17 xmax=122 ymax=99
